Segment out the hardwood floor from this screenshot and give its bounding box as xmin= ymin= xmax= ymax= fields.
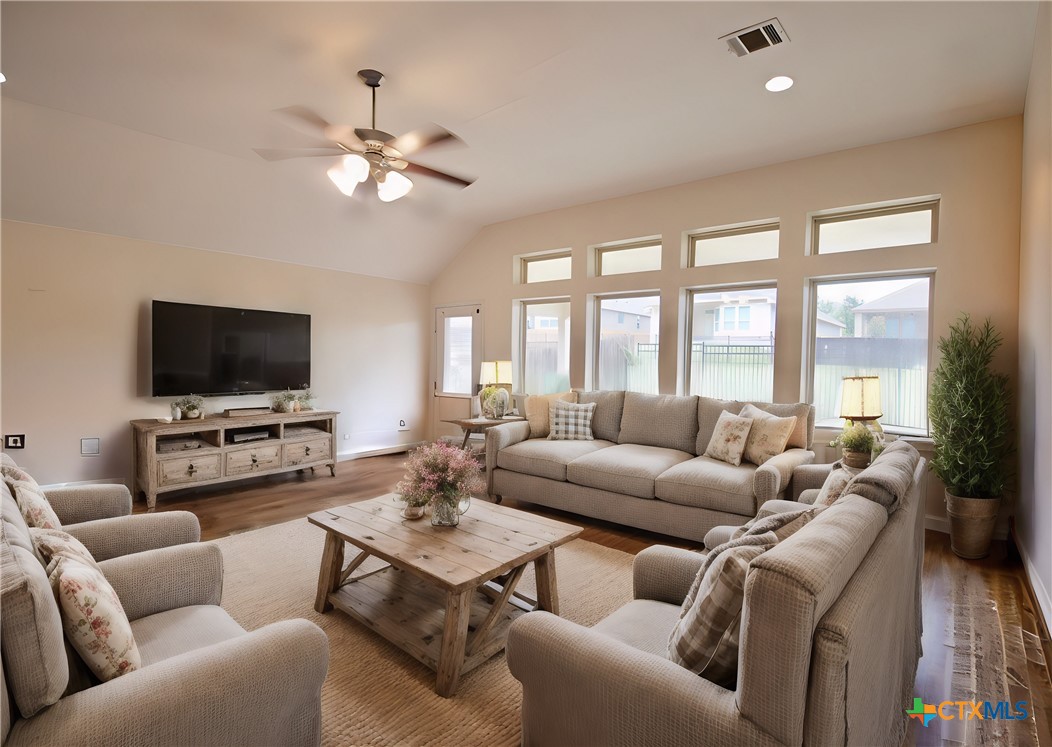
xmin=140 ymin=453 xmax=1052 ymax=743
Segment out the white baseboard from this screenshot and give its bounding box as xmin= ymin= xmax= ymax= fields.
xmin=1016 ymin=536 xmax=1052 ymax=634
xmin=924 ymin=513 xmax=1009 ymax=541
xmin=337 ymin=443 xmax=421 ymax=461
xmin=39 ymin=477 xmax=131 ymax=490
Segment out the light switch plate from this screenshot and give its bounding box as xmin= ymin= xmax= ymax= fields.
xmin=80 ymin=438 xmax=101 ymax=456
xmin=4 ymin=435 xmax=25 ymax=449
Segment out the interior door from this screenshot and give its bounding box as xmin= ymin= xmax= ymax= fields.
xmin=433 ymin=304 xmax=483 ymax=438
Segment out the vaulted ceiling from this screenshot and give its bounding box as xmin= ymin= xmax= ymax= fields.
xmin=1 ymin=2 xmax=1038 ymax=284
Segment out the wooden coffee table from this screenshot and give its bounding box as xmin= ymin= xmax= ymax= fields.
xmin=308 ymin=494 xmax=582 ymax=697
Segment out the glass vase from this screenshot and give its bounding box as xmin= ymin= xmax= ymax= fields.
xmin=431 ymin=497 xmax=460 ymax=527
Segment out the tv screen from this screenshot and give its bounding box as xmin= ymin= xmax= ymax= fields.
xmin=152 ymin=301 xmax=311 ymax=397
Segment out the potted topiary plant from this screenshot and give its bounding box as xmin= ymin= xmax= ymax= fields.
xmin=297 ymin=386 xmax=315 ymax=412
xmin=929 ymin=315 xmax=1011 ymax=559
xmin=173 ymin=394 xmax=205 ymax=419
xmin=832 ymin=422 xmax=875 ymax=469
xmin=271 ymin=390 xmax=299 ymax=413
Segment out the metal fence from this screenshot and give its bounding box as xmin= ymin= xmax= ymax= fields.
xmin=689 ymin=342 xmax=774 ymax=401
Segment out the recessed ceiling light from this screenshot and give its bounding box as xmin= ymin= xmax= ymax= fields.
xmin=765 ymin=75 xmax=793 ymax=92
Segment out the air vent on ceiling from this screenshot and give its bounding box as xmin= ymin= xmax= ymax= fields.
xmin=719 ymin=18 xmax=789 ymax=57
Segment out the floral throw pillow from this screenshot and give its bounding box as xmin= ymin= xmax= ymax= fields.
xmin=739 ymin=404 xmax=797 ymax=466
xmin=48 ymin=554 xmax=141 ymax=682
xmin=10 ymin=480 xmax=61 ymax=530
xmin=703 ymin=411 xmax=754 ymax=467
xmin=1 ymin=463 xmax=39 ymax=488
xmin=30 ymin=527 xmax=98 ymax=568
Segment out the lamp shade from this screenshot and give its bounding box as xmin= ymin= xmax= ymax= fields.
xmin=479 ymin=360 xmax=513 ymax=386
xmin=326 ymin=154 xmax=369 ymax=197
xmin=376 ymin=170 xmax=413 ymax=202
xmin=840 ymin=376 xmax=883 ymax=420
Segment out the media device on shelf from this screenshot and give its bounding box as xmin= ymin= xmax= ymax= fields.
xmin=151 ymin=300 xmax=311 ymax=397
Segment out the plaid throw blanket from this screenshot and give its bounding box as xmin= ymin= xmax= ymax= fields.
xmin=842 ymin=440 xmax=920 ymax=513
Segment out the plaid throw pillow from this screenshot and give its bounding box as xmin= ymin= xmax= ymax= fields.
xmin=548 ymin=400 xmax=596 ymax=441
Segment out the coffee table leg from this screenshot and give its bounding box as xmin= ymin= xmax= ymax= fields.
xmin=461 ymin=429 xmax=472 ymax=449
xmin=534 ymin=551 xmax=559 ymax=615
xmin=314 ymin=532 xmax=344 ymax=613
xmin=436 ymin=589 xmax=472 ymax=697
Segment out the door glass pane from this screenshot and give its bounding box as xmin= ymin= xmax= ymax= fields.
xmin=442 ymin=316 xmax=473 ymax=395
xmin=523 ymin=301 xmax=571 ymax=394
xmin=597 ymin=295 xmax=659 ymax=393
xmin=688 ymin=288 xmax=775 ymax=401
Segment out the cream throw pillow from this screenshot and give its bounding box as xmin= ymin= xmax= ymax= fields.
xmin=524 ymin=391 xmax=577 ymax=438
xmin=11 ymin=480 xmax=61 ymax=530
xmin=739 ymin=404 xmax=797 ymax=466
xmin=703 ymin=411 xmax=753 ymax=467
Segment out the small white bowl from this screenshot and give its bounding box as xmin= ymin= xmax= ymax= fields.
xmin=156 ymin=416 xmax=173 ymax=423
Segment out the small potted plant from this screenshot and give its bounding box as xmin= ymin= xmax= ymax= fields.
xmin=297 ymin=385 xmax=315 ymax=412
xmin=173 ymin=394 xmax=205 ymax=420
xmin=396 ymin=441 xmax=486 ymax=526
xmin=832 ymin=422 xmax=875 ymax=469
xmin=929 ymin=315 xmax=1011 ymax=559
xmin=271 ymin=390 xmax=298 ymax=413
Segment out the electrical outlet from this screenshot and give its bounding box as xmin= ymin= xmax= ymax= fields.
xmin=343 ymin=433 xmax=350 ymax=441
xmin=398 ymin=418 xmax=410 ymax=432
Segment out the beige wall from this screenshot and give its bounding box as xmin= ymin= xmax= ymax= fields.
xmin=1017 ymin=2 xmax=1052 ymax=631
xmin=431 ymin=117 xmax=1023 ymax=529
xmin=1 ymin=220 xmax=430 ymax=485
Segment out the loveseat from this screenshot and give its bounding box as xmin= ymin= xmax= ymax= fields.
xmin=486 ymin=391 xmax=816 ymax=542
xmin=507 ymin=448 xmax=926 ymax=746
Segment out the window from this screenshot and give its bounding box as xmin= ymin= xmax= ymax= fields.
xmin=595 ymin=294 xmax=660 ymax=393
xmin=811 ymin=276 xmax=931 ymax=434
xmin=436 ymin=305 xmax=481 ymax=397
xmin=688 ymin=223 xmax=779 ymax=267
xmin=521 ymin=251 xmax=572 ymax=283
xmin=521 ymin=300 xmax=571 ymax=395
xmin=813 ymin=200 xmax=938 ymax=255
xmin=596 ymin=241 xmax=662 ymax=276
xmin=687 ymin=287 xmax=776 ymax=401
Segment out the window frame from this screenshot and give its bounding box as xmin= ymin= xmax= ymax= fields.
xmin=687 ymin=220 xmax=780 ymax=268
xmin=518 ymin=296 xmax=572 ymax=396
xmin=810 ymin=198 xmax=940 ymax=256
xmin=434 ymin=303 xmax=483 ymax=399
xmin=804 ymin=270 xmax=936 ymax=436
xmin=517 ymin=249 xmax=573 ymax=285
xmin=591 ymin=290 xmax=662 ymax=391
xmin=594 ymin=238 xmax=663 ymax=277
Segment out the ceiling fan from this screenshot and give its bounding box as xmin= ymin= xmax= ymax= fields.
xmin=255 ymin=69 xmax=474 ymax=202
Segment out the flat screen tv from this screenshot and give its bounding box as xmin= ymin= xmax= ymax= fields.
xmin=152 ymin=301 xmax=311 ymax=397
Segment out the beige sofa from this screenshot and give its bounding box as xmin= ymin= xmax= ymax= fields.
xmin=507 ymin=453 xmax=926 ymax=746
xmin=487 ymin=391 xmax=816 ymax=542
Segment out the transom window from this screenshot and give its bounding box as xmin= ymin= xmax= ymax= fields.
xmin=521 ymin=251 xmax=572 ymax=284
xmin=812 ymin=199 xmax=938 ymax=255
xmin=688 ymin=222 xmax=779 ymax=267
xmin=595 ymin=240 xmax=662 ymax=276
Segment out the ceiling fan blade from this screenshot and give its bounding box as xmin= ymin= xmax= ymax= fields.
xmin=253 ymin=147 xmax=345 ymax=161
xmin=274 ymin=106 xmax=334 ymax=138
xmin=403 ymin=161 xmax=475 ymax=188
xmin=388 ymin=125 xmax=461 ymax=157
xmin=323 ymin=124 xmax=367 ymax=150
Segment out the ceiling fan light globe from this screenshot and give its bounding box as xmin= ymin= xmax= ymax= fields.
xmin=326 ymin=154 xmax=370 ymax=197
xmin=376 ymin=170 xmax=413 ymax=202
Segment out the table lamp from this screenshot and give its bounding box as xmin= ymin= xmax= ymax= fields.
xmin=479 ymin=361 xmax=513 ymax=418
xmin=840 ymin=375 xmax=884 ymax=441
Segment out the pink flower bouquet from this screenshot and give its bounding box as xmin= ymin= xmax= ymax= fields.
xmin=396 ymin=441 xmax=486 ymax=509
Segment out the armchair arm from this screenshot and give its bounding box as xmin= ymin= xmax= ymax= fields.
xmin=633 ymin=545 xmax=707 ymax=604
xmin=506 ymin=612 xmax=777 ymax=747
xmin=6 ymin=619 xmax=329 ymax=747
xmin=485 ymin=421 xmax=532 ymax=494
xmin=45 ymin=484 xmax=132 ymax=524
xmin=64 ymin=511 xmax=200 ymax=561
xmin=755 ymin=498 xmax=812 ymax=520
xmin=752 ymin=449 xmax=814 ymax=507
xmin=790 ymin=463 xmax=835 ymax=501
xmin=98 ymin=543 xmax=223 ymax=621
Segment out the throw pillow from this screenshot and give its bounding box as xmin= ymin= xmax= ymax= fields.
xmin=524 ymin=392 xmax=577 ymax=439
xmin=48 ymin=554 xmax=141 ymax=682
xmin=738 ymin=404 xmax=797 ymax=466
xmin=841 ymin=440 xmax=920 ymax=514
xmin=703 ymin=411 xmax=753 ymax=467
xmin=813 ymin=461 xmax=862 ymax=507
xmin=1 ymin=463 xmax=39 ymax=488
xmin=668 ymin=531 xmax=778 ymax=687
xmin=10 ymin=481 xmax=61 ymax=530
xmin=548 ymin=401 xmax=596 ymax=441
xmin=29 ymin=527 xmax=98 ymax=569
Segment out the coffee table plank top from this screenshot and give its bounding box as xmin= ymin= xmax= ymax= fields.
xmin=308 ymin=494 xmax=581 ymax=593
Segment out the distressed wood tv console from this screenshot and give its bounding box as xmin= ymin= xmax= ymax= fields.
xmin=131 ymin=410 xmax=338 ymax=509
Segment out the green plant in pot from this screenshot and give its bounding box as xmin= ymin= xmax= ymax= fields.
xmin=173 ymin=394 xmax=204 ymax=419
xmin=832 ymin=423 xmax=875 ymax=469
xmin=271 ymin=390 xmax=299 ymax=413
xmin=929 ymin=315 xmax=1011 ymax=559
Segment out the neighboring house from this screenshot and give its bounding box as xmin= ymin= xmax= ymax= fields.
xmin=690 ymin=289 xmax=777 ymax=343
xmin=852 ymin=280 xmax=930 ymax=339
xmin=816 ymin=310 xmax=848 ymax=338
xmin=599 ymin=297 xmax=656 ymax=340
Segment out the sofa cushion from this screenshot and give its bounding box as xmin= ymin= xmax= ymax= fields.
xmin=591 ymin=599 xmax=683 ymax=658
xmin=548 ymin=400 xmax=596 ymax=441
xmin=525 ymin=391 xmax=577 ymax=438
xmin=618 ymin=392 xmax=700 ymax=454
xmin=131 ymin=605 xmax=246 ymax=666
xmin=0 ymin=538 xmax=69 ymax=717
xmin=567 ymin=444 xmax=693 ymax=499
xmin=739 ymin=404 xmax=797 ymax=466
xmin=575 ymin=390 xmax=626 ymax=443
xmin=497 ymin=438 xmax=615 ymax=482
xmin=655 ymin=456 xmax=758 ymax=515
xmin=703 ymin=411 xmax=754 ymax=467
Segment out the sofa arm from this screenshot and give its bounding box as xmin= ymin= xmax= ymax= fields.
xmin=755 ymin=498 xmax=813 ymax=520
xmin=45 ymin=484 xmax=132 ymax=524
xmin=753 ymin=449 xmax=815 ymax=507
xmin=64 ymin=512 xmax=201 ymax=561
xmin=791 ymin=463 xmax=835 ymax=501
xmin=633 ymin=545 xmax=707 ymax=604
xmin=6 ymin=618 xmax=328 ymax=747
xmin=506 ymin=612 xmax=777 ymax=747
xmin=98 ymin=543 xmax=223 ymax=621
xmin=485 ymin=421 xmax=532 ymax=494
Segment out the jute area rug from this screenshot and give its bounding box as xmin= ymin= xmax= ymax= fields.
xmin=216 ymin=518 xmax=635 ymax=746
